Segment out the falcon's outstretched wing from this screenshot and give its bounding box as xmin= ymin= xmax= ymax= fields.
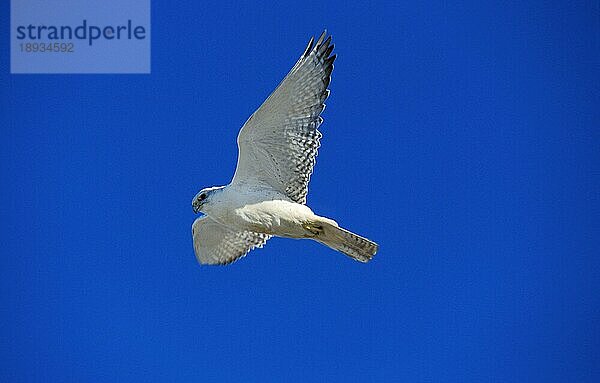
xmin=192 ymin=216 xmax=271 ymax=265
xmin=231 ymin=31 xmax=336 ymax=204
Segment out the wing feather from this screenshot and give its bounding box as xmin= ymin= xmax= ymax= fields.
xmin=232 ymin=31 xmax=336 ymax=204
xmin=192 ymin=216 xmax=271 ymax=265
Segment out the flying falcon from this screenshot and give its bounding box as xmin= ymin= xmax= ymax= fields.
xmin=191 ymin=31 xmax=378 ymax=265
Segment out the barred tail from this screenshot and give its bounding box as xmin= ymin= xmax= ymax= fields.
xmin=315 ymin=222 xmax=378 ymax=263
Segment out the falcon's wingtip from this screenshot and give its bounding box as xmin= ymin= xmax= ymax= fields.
xmin=303 ymin=30 xmax=335 ymax=59
xmin=316 ymin=30 xmax=327 ymax=46
xmin=302 ymin=36 xmax=315 ymax=58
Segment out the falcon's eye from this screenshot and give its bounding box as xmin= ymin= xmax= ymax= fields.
xmin=199 ymin=193 xmax=207 ymax=201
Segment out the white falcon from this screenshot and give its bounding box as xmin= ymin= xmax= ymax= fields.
xmin=191 ymin=31 xmax=378 ymax=265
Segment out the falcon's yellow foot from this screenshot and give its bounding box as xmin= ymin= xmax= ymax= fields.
xmin=302 ymin=222 xmax=324 ymax=237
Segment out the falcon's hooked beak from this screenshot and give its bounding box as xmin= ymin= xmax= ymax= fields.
xmin=192 ymin=200 xmax=201 ymax=214
xmin=192 ymin=197 xmax=202 ymax=214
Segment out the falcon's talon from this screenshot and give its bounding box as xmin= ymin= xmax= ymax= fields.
xmin=302 ymin=222 xmax=324 ymax=236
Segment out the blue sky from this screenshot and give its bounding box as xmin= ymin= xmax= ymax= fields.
xmin=1 ymin=1 xmax=598 ymax=381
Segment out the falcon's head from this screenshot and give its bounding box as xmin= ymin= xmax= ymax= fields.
xmin=192 ymin=186 xmax=225 ymax=214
